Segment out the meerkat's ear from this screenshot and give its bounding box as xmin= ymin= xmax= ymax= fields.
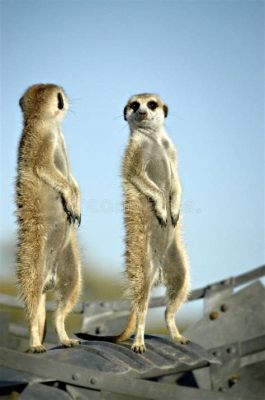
xmin=163 ymin=104 xmax=168 ymax=118
xmin=19 ymin=96 xmax=24 ymax=111
xmin=57 ymin=92 xmax=64 ymax=110
xmin=123 ymin=106 xmax=128 ymax=121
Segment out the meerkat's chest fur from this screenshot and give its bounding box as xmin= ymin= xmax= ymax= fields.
xmin=52 ymin=126 xmax=70 ymax=180
xmin=133 ymin=127 xmax=175 ymax=192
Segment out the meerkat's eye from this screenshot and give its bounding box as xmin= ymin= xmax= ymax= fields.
xmin=147 ymin=101 xmax=158 ymax=111
xmin=129 ymin=101 xmax=140 ymax=112
xmin=57 ymin=93 xmax=64 ymax=110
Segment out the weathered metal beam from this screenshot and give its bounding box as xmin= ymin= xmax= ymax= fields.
xmin=0 ymin=346 xmax=249 ymax=400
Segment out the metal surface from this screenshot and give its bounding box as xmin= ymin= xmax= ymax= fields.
xmin=0 ymin=366 xmax=41 ymax=388
xmin=0 ymin=265 xmax=264 ymax=399
xmin=20 ymin=383 xmax=72 ymax=400
xmin=185 ymin=281 xmax=265 ymax=348
xmin=0 ymin=337 xmax=219 ymax=379
xmin=80 ymin=264 xmax=265 ymax=335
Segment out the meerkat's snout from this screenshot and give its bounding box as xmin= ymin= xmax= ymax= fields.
xmin=124 ymin=94 xmax=168 ymax=129
xmin=138 ymin=110 xmax=148 ymax=121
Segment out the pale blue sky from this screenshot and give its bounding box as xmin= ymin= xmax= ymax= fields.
xmin=0 ymin=0 xmax=264 ymax=289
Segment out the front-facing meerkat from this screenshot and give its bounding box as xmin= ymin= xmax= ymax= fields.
xmin=16 ymin=83 xmax=82 ymax=353
xmin=77 ymin=93 xmax=190 ymax=353
xmin=121 ymin=93 xmax=190 ymax=352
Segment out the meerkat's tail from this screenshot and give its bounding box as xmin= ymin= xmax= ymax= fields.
xmin=75 ymin=309 xmax=136 ymax=343
xmin=115 ymin=308 xmax=136 ymax=342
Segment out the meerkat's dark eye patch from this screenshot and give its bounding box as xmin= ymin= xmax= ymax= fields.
xmin=129 ymin=101 xmax=140 ymax=112
xmin=57 ymin=93 xmax=64 ymax=110
xmin=147 ymin=101 xmax=158 ymax=111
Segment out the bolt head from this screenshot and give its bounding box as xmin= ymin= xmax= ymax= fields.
xmin=220 ymin=303 xmax=229 ymax=312
xmin=72 ymin=373 xmax=79 ymax=381
xmin=209 ymin=311 xmax=219 ymax=320
xmin=228 ymin=375 xmax=239 ymax=387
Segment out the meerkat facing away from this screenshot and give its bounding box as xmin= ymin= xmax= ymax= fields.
xmin=76 ymin=93 xmax=190 ymax=353
xmin=16 ymin=83 xmax=82 ymax=353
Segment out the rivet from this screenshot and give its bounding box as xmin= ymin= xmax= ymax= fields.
xmin=212 ymin=350 xmax=221 ymax=357
xmin=226 ymin=347 xmax=236 ymax=354
xmin=209 ymin=311 xmax=219 ymax=320
xmin=95 ymin=326 xmax=102 ymax=334
xmin=220 ymin=303 xmax=229 ymax=312
xmin=90 ymin=377 xmax=97 ymax=385
xmin=228 ymin=375 xmax=239 ymax=387
xmin=72 ymin=373 xmax=79 ymax=381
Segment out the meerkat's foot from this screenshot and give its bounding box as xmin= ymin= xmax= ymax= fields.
xmin=172 ymin=334 xmax=190 ymax=345
xmin=131 ymin=342 xmax=146 ymax=354
xmin=27 ymin=344 xmax=47 ymax=353
xmin=61 ymin=338 xmax=81 ymax=348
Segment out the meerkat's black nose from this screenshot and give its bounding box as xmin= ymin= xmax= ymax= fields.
xmin=139 ymin=111 xmax=147 ymax=117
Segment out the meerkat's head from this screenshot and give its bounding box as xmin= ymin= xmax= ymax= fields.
xmin=19 ymin=83 xmax=68 ymax=122
xmin=124 ymin=93 xmax=168 ymax=130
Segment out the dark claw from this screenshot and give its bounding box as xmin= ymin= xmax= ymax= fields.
xmin=61 ymin=195 xmax=73 ymax=223
xmin=171 ymin=212 xmax=180 ymax=227
xmin=73 ymin=214 xmax=81 ymax=227
xmin=66 ymin=211 xmax=73 ymax=224
xmin=157 ymin=215 xmax=167 ymax=228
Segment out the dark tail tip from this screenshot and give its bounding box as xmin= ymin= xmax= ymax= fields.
xmin=74 ymin=332 xmax=116 ymax=342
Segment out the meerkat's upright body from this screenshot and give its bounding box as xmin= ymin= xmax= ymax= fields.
xmin=16 ymin=83 xmax=82 ymax=353
xmin=122 ymin=93 xmax=190 ymax=353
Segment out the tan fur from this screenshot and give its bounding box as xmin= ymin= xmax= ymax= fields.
xmin=16 ymin=83 xmax=82 ymax=353
xmin=122 ymin=93 xmax=190 ymax=353
xmin=76 ymin=93 xmax=189 ymax=353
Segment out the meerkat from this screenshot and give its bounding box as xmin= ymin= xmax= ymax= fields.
xmin=76 ymin=93 xmax=190 ymax=353
xmin=16 ymin=83 xmax=82 ymax=353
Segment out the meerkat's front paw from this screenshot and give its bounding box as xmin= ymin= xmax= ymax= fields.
xmin=61 ymin=338 xmax=81 ymax=348
xmin=131 ymin=342 xmax=146 ymax=354
xmin=71 ymin=184 xmax=81 ymax=226
xmin=172 ymin=335 xmax=190 ymax=345
xmin=27 ymin=344 xmax=47 ymax=353
xmin=61 ymin=189 xmax=81 ymax=226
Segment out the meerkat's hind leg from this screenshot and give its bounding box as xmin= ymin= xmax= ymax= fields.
xmin=131 ymin=262 xmax=158 ymax=354
xmin=27 ymin=293 xmax=47 ymax=353
xmin=54 ymin=239 xmax=81 ymax=347
xmin=164 ymin=239 xmax=190 ymax=345
xmin=131 ymin=299 xmax=149 ymax=354
xmin=17 ymin=248 xmax=47 ymax=353
xmin=54 ymin=303 xmax=80 ymax=347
